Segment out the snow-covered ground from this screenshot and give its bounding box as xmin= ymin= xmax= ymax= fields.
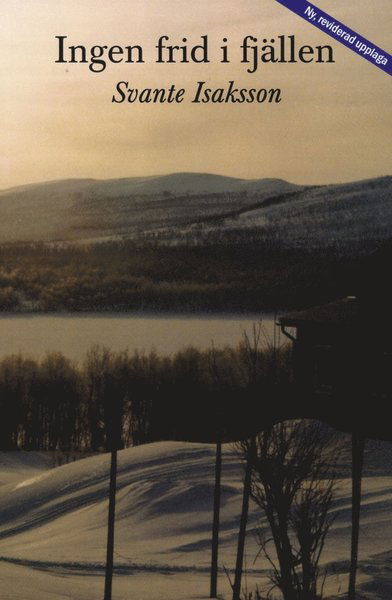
xmin=0 ymin=442 xmax=391 ymax=599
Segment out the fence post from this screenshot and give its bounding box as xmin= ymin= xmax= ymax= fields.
xmin=210 ymin=441 xmax=222 ymax=598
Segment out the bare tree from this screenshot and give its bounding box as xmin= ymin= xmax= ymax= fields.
xmin=239 ymin=420 xmax=341 ymax=600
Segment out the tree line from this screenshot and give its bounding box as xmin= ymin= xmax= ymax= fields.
xmin=0 ymin=240 xmax=367 ymax=313
xmin=0 ymin=337 xmax=291 ymax=452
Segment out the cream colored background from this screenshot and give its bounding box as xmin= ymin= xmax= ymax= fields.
xmin=1 ymin=0 xmax=391 ymax=188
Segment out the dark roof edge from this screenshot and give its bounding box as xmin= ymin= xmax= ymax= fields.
xmin=279 ymin=297 xmax=359 ymax=327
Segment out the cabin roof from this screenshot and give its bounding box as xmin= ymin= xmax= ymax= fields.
xmin=279 ymin=297 xmax=360 ymax=327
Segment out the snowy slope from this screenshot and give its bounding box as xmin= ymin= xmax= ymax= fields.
xmin=231 ymin=176 xmax=392 ymax=248
xmin=0 ymin=441 xmax=391 ymax=600
xmin=0 ymin=452 xmax=52 ymax=487
xmin=0 ymin=172 xmax=390 ymax=248
xmin=0 ymin=173 xmax=299 ymax=243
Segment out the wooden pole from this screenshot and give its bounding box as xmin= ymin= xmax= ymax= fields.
xmin=232 ymin=438 xmax=255 ymax=600
xmin=104 ymin=449 xmax=118 ymax=600
xmin=348 ymin=433 xmax=365 ymax=600
xmin=210 ymin=441 xmax=222 ymax=598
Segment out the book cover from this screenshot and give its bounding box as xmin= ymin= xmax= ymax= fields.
xmin=0 ymin=1 xmax=391 ymax=599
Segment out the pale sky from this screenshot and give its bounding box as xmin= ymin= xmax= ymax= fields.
xmin=1 ymin=0 xmax=391 ymax=188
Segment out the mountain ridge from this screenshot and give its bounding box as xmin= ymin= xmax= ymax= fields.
xmin=0 ymin=173 xmax=390 ymax=247
xmin=0 ymin=172 xmax=300 ymax=197
xmin=3 ymin=171 xmax=391 ymax=195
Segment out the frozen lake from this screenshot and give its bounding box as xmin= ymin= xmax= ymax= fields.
xmin=0 ymin=312 xmax=282 ymax=361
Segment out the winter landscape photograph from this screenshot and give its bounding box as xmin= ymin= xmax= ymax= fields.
xmin=1 ymin=1 xmax=391 ymax=599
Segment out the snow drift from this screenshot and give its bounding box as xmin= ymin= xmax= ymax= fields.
xmin=0 ymin=441 xmax=391 ymax=599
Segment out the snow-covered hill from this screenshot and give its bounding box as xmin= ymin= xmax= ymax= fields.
xmin=231 ymin=176 xmax=392 ymax=249
xmin=0 ymin=173 xmax=297 ymax=198
xmin=0 ymin=172 xmax=390 ymax=248
xmin=0 ymin=441 xmax=391 ymax=599
xmin=0 ymin=173 xmax=299 ymax=244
